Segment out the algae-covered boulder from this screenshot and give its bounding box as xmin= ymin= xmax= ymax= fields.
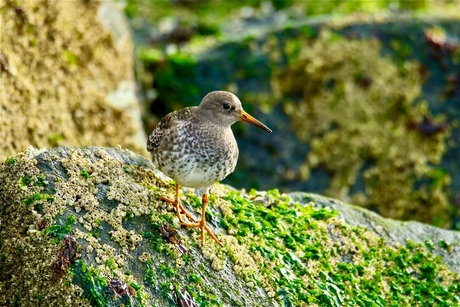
xmin=0 ymin=0 xmax=146 ymax=162
xmin=1 ymin=146 xmax=459 ymax=306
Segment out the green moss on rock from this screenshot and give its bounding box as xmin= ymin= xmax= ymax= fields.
xmin=217 ymin=188 xmax=459 ymax=306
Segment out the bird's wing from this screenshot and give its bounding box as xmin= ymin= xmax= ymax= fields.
xmin=147 ymin=107 xmax=195 ymax=152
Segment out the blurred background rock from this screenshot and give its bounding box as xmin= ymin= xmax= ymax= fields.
xmin=0 ymin=1 xmax=147 ymax=158
xmin=125 ymin=0 xmax=459 ymax=229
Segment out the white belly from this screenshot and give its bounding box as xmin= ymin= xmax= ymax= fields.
xmin=175 ymin=165 xmax=220 ymax=188
xmin=156 ymin=153 xmax=237 ymax=189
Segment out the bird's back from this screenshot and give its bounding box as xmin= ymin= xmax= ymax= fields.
xmin=147 ymin=107 xmax=195 ymax=152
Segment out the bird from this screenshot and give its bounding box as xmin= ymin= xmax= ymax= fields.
xmin=147 ymin=91 xmax=272 ymax=246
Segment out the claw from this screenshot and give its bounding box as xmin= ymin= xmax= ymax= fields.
xmin=159 ymin=185 xmax=221 ymax=246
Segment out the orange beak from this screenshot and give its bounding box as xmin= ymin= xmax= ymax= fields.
xmin=240 ymin=111 xmax=272 ymax=134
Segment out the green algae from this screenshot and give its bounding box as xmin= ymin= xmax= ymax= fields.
xmin=46 ymin=214 xmax=76 ymax=241
xmin=219 ymin=188 xmax=460 ymax=306
xmin=80 ymin=169 xmax=91 ymax=179
xmin=71 ymin=259 xmax=150 ymax=307
xmin=23 ymin=192 xmax=54 ymax=207
xmin=72 ymin=260 xmax=110 ymax=307
xmin=143 ymin=261 xmax=156 ymax=286
xmin=5 ymin=157 xmax=17 ymax=165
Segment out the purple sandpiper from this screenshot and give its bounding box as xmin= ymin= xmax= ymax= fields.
xmin=147 ymin=91 xmax=272 ymax=246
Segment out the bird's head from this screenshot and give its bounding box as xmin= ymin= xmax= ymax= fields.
xmin=198 ymin=91 xmax=272 ymax=134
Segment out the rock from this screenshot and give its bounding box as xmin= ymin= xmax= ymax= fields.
xmin=1 ymin=146 xmax=459 ymax=306
xmin=0 ymin=0 xmax=146 ymax=163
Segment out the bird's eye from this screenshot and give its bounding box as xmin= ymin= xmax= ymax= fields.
xmin=222 ymin=103 xmax=231 ymax=110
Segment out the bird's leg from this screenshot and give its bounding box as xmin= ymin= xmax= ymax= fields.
xmin=181 ymin=193 xmax=222 ymax=247
xmin=160 ymin=183 xmax=195 ymax=222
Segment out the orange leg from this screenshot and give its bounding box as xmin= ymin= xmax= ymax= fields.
xmin=181 ymin=193 xmax=222 ymax=247
xmin=160 ymin=183 xmax=195 ymax=223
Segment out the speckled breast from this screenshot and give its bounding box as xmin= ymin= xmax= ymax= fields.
xmin=151 ymin=121 xmax=239 ymax=189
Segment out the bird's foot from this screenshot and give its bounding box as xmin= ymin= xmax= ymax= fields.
xmin=160 ymin=196 xmax=196 ymax=223
xmin=181 ymin=220 xmax=222 ymax=247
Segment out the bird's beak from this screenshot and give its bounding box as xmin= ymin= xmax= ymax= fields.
xmin=240 ymin=111 xmax=272 ymax=134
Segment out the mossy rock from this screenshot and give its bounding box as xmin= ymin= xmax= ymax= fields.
xmin=0 ymin=0 xmax=146 ymax=162
xmin=1 ymin=147 xmax=459 ymax=306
